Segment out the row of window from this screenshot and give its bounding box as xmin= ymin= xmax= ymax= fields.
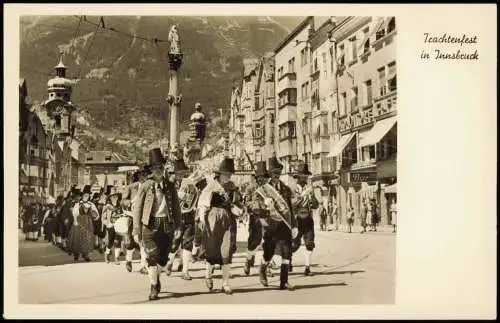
xmin=337 ymin=61 xmax=396 ymax=116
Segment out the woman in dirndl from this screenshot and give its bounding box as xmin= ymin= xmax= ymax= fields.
xmin=197 ymin=158 xmax=241 ymax=295
xmin=68 ymin=185 xmax=98 ymax=262
xmin=390 ymin=198 xmax=397 ymax=233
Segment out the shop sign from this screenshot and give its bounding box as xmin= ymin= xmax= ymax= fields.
xmin=349 ymin=171 xmax=378 ymax=183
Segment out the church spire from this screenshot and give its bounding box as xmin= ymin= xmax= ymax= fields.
xmin=55 ymin=51 xmax=67 ymax=78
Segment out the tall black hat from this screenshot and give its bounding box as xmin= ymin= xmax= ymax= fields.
xmin=148 ymin=148 xmax=166 ymax=167
xmin=173 ymin=158 xmax=190 ymax=173
xmin=214 ymin=158 xmax=235 ymax=175
xmin=267 ymin=156 xmax=283 ymax=174
xmin=254 ymin=161 xmax=269 ymax=178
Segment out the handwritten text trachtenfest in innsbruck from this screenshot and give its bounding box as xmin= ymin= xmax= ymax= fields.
xmin=420 ymin=33 xmax=479 ymax=61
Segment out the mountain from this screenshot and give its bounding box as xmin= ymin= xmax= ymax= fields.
xmin=20 ymin=15 xmax=304 ymax=158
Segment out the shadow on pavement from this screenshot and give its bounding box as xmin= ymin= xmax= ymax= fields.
xmin=288 ymin=269 xmax=365 ymax=277
xmin=231 ymin=281 xmax=348 ymax=294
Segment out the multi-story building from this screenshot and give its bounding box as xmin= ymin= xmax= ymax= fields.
xmin=326 ymin=16 xmax=397 ymax=225
xmin=274 ymin=16 xmax=315 ymax=173
xmin=308 ymin=18 xmax=340 ymax=184
xmin=253 ymin=52 xmax=277 ymax=162
xmin=237 ymin=58 xmax=260 ymax=169
xmin=19 ymin=79 xmax=49 ymax=205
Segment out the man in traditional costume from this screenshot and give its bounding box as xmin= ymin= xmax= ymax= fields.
xmin=165 ymin=158 xmax=201 ymax=281
xmin=257 ymin=156 xmax=298 ymax=291
xmin=243 ymin=161 xmax=268 ymax=276
xmin=290 ymin=162 xmax=319 ymax=276
xmin=132 ymin=148 xmax=182 ymax=301
xmin=68 ymin=185 xmax=98 ymax=262
xmin=91 ymin=191 xmax=106 ymax=253
xmin=122 ymin=165 xmax=150 ymax=274
xmin=197 ymin=158 xmax=242 ymax=294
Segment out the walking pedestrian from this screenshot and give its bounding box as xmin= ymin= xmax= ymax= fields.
xmin=257 ymin=156 xmax=298 ymax=290
xmin=243 ymin=161 xmax=268 ymax=276
xmin=346 ymin=207 xmax=355 ymax=233
xmin=197 ymin=157 xmax=240 ymax=294
xmin=102 ymin=186 xmax=127 ymax=265
xmin=390 ymin=198 xmax=397 ymax=233
xmin=68 ymin=185 xmax=97 ymax=262
xmin=131 ymin=148 xmax=182 ymax=301
xmin=165 ymin=158 xmax=201 ymax=281
xmin=290 ymin=162 xmax=319 ymax=276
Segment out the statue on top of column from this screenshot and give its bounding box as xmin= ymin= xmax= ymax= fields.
xmin=168 ymin=25 xmax=181 ymax=55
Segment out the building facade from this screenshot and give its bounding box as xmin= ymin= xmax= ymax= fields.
xmin=19 ymin=79 xmax=49 ymax=205
xmin=253 ymin=52 xmax=277 ymax=162
xmin=327 ymin=16 xmax=397 ymax=225
xmin=274 ymin=16 xmax=315 ymax=174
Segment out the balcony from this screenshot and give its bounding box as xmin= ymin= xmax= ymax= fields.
xmin=253 ymin=108 xmax=265 ymax=121
xmin=277 ymin=104 xmax=297 ymax=125
xmin=351 ymin=159 xmax=376 ymax=170
xmin=278 ymin=139 xmax=296 ymax=158
xmin=277 ymin=72 xmax=297 ymax=92
xmin=374 ymin=91 xmax=397 ymax=120
xmin=312 ymin=138 xmax=331 ymax=155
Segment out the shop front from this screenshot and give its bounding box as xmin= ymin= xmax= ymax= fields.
xmin=336 ymin=168 xmax=378 ymax=227
xmin=378 ymin=159 xmax=397 ymax=224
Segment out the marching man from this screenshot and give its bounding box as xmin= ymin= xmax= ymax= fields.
xmin=243 ymin=161 xmax=268 ymax=276
xmin=257 ymin=156 xmax=298 ymax=291
xmin=121 ymin=166 xmax=150 ymax=273
xmin=290 ymin=162 xmax=319 ymax=276
xmin=132 ymin=148 xmax=182 ymax=301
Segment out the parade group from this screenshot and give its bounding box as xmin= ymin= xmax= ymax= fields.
xmin=19 ymin=146 xmax=397 ymax=301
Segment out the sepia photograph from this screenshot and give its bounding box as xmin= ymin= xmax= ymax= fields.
xmin=17 ymin=15 xmax=397 ymax=305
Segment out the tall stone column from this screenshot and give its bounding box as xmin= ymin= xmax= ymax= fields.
xmin=166 ymin=25 xmax=183 ymax=157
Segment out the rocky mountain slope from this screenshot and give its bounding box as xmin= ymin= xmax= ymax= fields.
xmin=20 ymin=15 xmax=304 ymax=158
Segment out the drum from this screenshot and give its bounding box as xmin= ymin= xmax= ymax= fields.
xmin=114 ymin=216 xmax=132 ymax=236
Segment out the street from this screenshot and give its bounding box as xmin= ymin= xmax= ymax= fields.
xmin=19 ymin=225 xmax=396 ymax=304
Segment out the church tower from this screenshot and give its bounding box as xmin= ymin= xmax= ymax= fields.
xmin=42 ymin=53 xmax=75 ymax=138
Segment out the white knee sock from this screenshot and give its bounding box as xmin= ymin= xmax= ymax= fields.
xmin=205 ymin=263 xmax=214 ymax=279
xmin=140 ymin=245 xmax=147 ymax=267
xmin=105 ymin=248 xmax=111 ymax=255
xmin=125 ymin=249 xmax=134 ymax=262
xmin=222 ymin=264 xmax=231 ymax=287
xmin=282 ymin=258 xmax=290 ymax=265
xmin=56 ymin=236 xmax=62 ymax=244
xmin=148 ymin=265 xmax=159 ymax=285
xmin=305 ymin=250 xmax=313 ymax=267
xmin=114 ymin=248 xmax=121 ymax=261
xmin=182 ymin=250 xmax=191 ymax=274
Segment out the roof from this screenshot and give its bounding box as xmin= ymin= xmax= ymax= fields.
xmin=310 ymin=19 xmax=335 ymax=51
xmin=243 ymin=58 xmax=260 ymax=77
xmin=84 ymin=150 xmax=136 ymax=165
xmin=274 ymin=16 xmax=314 ymax=53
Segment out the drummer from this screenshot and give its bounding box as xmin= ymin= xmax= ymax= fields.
xmin=102 ymin=186 xmax=130 ymax=266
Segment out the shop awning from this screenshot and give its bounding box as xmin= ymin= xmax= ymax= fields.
xmin=384 ymin=183 xmax=397 ymax=194
xmin=359 ymin=116 xmax=397 ymax=147
xmin=327 ymin=133 xmax=356 ymax=158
